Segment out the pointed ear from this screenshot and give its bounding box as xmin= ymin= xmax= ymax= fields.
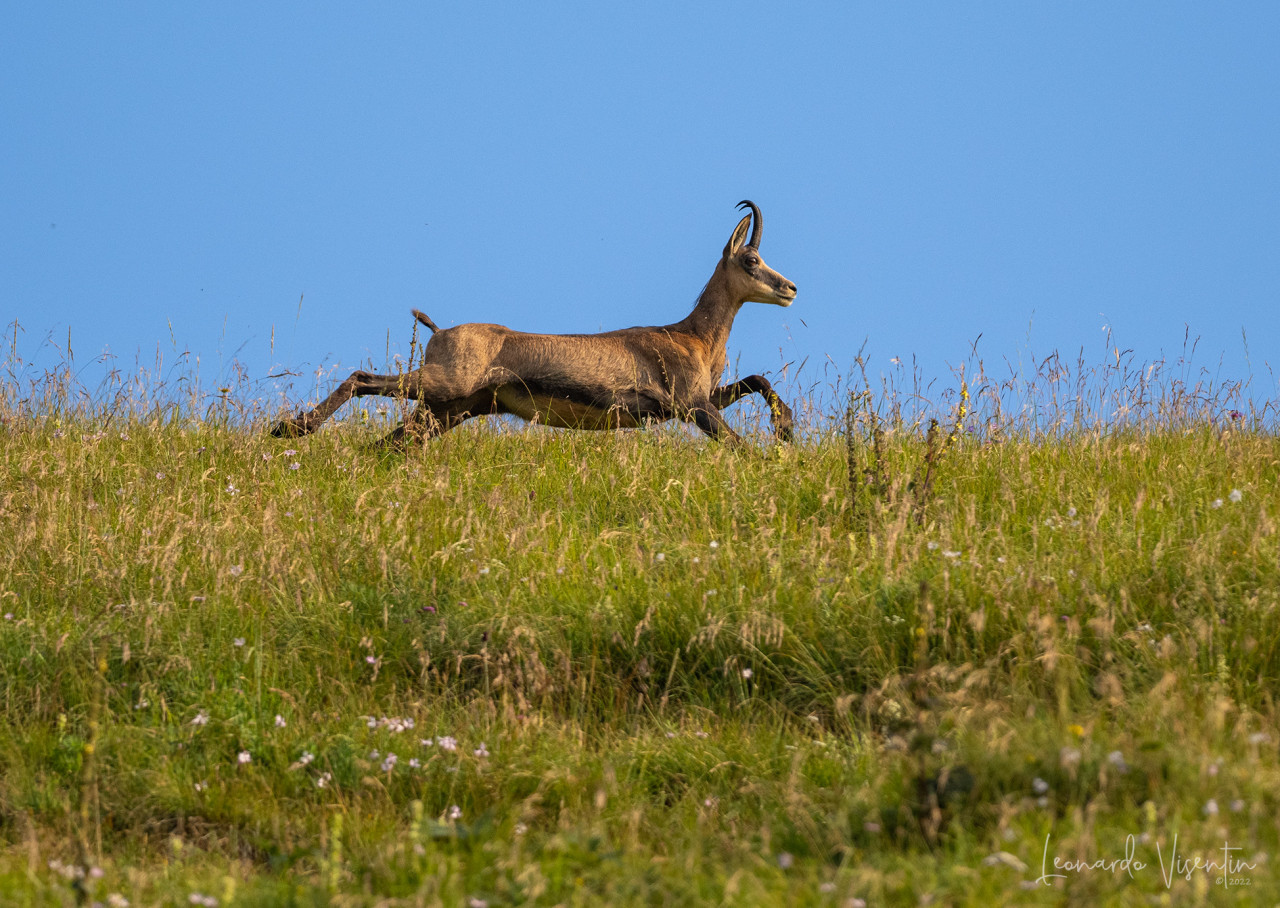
xmin=722 ymin=214 xmax=752 ymax=258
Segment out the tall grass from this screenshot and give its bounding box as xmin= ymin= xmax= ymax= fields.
xmin=1 ymin=329 xmax=1277 ymax=906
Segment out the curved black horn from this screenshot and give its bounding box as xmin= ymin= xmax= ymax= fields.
xmin=736 ymin=200 xmax=763 ymax=248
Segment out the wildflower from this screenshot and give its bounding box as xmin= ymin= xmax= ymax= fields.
xmin=194 ymin=781 xmax=207 ymax=791
xmin=134 ymin=699 xmax=149 ymax=710
xmin=191 ymin=711 xmax=209 ymax=726
xmin=1248 ymin=732 xmax=1271 ymax=745
xmin=291 ymin=751 xmax=315 ymax=769
xmin=927 ymin=541 xmax=940 ymax=551
xmin=694 ymin=730 xmax=709 ymax=738
xmin=4 ymin=613 xmax=12 ymax=621
xmin=1230 ymin=799 xmax=1245 ymax=813
xmin=315 ymin=772 xmax=332 ymax=788
xmin=261 ymin=453 xmax=272 ymax=461
xmin=1032 ymin=777 xmax=1049 ymax=795
xmin=108 ymin=894 xmax=130 ymax=907
xmin=233 ymin=638 xmax=245 ymax=647
xmin=819 ymin=882 xmax=836 ymax=894
xmin=479 ymin=566 xmax=490 ymax=575
xmin=1203 ymin=799 xmax=1219 ymax=817
xmin=1229 ymin=489 xmax=1243 ymax=503
xmin=448 ymin=804 xmax=462 ymax=820
xmin=225 ymin=482 xmax=239 ymax=495
xmin=941 ymin=550 xmax=960 ymax=559
xmin=1060 ymin=746 xmax=1082 ymax=768
xmin=408 ymin=758 xmax=421 ymax=768
xmin=274 ymin=714 xmax=286 ymax=728
xmin=283 ymin=449 xmax=297 ymax=456
xmin=655 ymin=552 xmax=665 ymax=562
xmin=237 ymin=751 xmax=251 ymax=764
xmin=468 ymin=898 xmax=488 ymax=908
xmin=473 ymin=742 xmax=489 ymax=757
xmin=421 ymin=604 xmax=436 ymax=614
xmin=290 ymin=462 xmax=300 ymax=471
xmin=1067 ymin=507 xmax=1077 ymax=518
xmin=365 ymin=655 xmax=377 ymax=664
xmin=381 ymin=753 xmax=398 ymax=772
xmin=156 ymin=472 xmax=165 ymax=480
xmin=437 ymin=736 xmax=458 ymax=752
xmin=229 ymin=564 xmax=243 ymax=577
xmin=514 ymin=822 xmax=528 ymax=835
xmin=709 ymin=540 xmax=719 ymax=549
xmin=1211 ymin=498 xmax=1224 ymax=509
xmin=1106 ymin=750 xmax=1128 ymax=774
xmin=741 ymin=668 xmax=753 ymax=679
xmin=777 ymin=852 xmax=794 ymax=869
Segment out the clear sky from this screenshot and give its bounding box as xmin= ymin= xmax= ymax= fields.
xmin=4 ymin=4 xmax=1278 ymax=416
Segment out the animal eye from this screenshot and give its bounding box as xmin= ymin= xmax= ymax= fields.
xmin=743 ymin=256 xmax=759 ymax=268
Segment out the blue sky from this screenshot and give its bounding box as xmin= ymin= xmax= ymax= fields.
xmin=4 ymin=4 xmax=1278 ymax=415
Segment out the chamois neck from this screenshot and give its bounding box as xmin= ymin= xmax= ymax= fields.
xmin=678 ymin=268 xmax=743 ymax=352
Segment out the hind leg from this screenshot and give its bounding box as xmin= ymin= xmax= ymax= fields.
xmin=379 ymin=390 xmax=497 ymax=449
xmin=271 ymin=370 xmax=424 ymax=437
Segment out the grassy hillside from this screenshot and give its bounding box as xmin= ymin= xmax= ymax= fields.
xmin=1 ymin=381 xmax=1278 ymax=905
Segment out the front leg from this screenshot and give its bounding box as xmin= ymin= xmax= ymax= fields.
xmin=689 ymin=401 xmax=743 ymax=444
xmin=711 ymin=375 xmax=794 ymax=442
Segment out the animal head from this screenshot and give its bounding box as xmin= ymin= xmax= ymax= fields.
xmin=720 ymin=200 xmax=797 ymax=307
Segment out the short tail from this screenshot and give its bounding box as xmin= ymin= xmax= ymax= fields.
xmin=411 ymin=309 xmax=440 ymax=333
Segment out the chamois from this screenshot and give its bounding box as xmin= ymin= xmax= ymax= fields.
xmin=270 ymin=201 xmax=797 ymax=446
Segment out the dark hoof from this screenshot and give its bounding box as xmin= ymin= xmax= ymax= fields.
xmin=270 ymin=419 xmax=303 ymax=438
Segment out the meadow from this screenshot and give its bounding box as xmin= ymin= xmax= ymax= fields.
xmin=1 ymin=344 xmax=1278 ymax=906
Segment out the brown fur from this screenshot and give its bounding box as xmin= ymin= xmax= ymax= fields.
xmin=270 ymin=201 xmax=797 ymax=446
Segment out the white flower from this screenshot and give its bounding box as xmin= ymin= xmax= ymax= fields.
xmin=1106 ymin=750 xmax=1128 ymax=773
xmin=228 ymin=564 xmax=243 ymax=577
xmin=408 ymin=758 xmax=421 ymax=768
xmin=193 ymin=781 xmax=207 ymax=792
xmin=315 ymin=772 xmax=331 ymax=788
xmin=1229 ymin=489 xmax=1243 ymax=503
xmin=437 ymin=736 xmax=458 ymax=752
xmin=108 ymin=894 xmax=131 ymax=907
xmin=274 ymin=714 xmax=286 ymax=727
xmin=709 ymin=540 xmax=719 ymax=549
xmin=473 ymin=742 xmax=489 ymax=757
xmin=225 ymin=483 xmax=238 ymax=495
xmin=927 ymin=541 xmax=940 ymax=551
xmin=237 ymin=751 xmax=251 ymax=764
xmin=942 ymin=550 xmax=960 ymax=559
xmin=381 ymin=753 xmax=398 ymax=772
xmin=1032 ymin=777 xmax=1049 ymax=795
xmin=283 ymin=449 xmax=298 ymax=457
xmin=654 ymin=553 xmax=665 ymax=562
xmin=191 ymin=711 xmax=209 ymax=726
xmin=1203 ymin=798 xmax=1219 ymax=816
xmin=777 ymin=852 xmax=793 ymax=869
xmin=1211 ymin=498 xmax=1224 ymax=509
xmin=290 ymin=462 xmax=300 ymax=471
xmin=741 ymin=668 xmax=753 ymax=679
xmin=448 ymin=805 xmax=462 ymax=820
xmin=156 ymin=472 xmax=165 ymax=480
xmin=233 ymin=637 xmax=245 ymax=647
